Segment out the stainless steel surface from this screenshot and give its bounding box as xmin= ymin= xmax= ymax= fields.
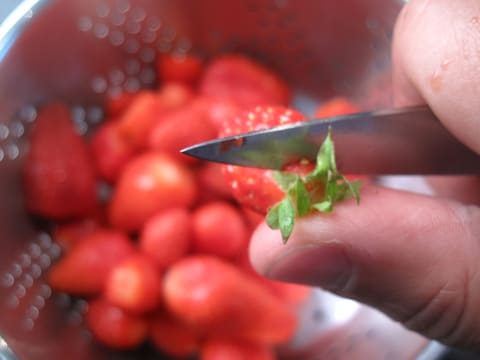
xmin=0 ymin=0 xmax=445 ymax=359
xmin=182 ymin=106 xmax=480 ymax=175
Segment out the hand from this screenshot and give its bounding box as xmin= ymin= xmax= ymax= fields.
xmin=249 ymin=0 xmax=480 ymax=351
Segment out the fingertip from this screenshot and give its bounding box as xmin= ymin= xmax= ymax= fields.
xmin=248 ymin=222 xmax=285 ymax=275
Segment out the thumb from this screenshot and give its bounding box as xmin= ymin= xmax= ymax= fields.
xmin=249 ymin=186 xmax=480 ymax=350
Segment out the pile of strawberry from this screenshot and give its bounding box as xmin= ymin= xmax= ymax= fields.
xmin=22 ymin=52 xmax=360 ymax=359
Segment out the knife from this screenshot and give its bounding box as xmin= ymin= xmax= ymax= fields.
xmin=181 ymin=106 xmax=480 ymax=175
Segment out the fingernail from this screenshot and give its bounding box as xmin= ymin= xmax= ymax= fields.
xmin=265 ymin=243 xmax=352 ymax=291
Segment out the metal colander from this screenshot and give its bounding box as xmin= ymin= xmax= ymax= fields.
xmin=0 ymin=0 xmax=445 ymax=359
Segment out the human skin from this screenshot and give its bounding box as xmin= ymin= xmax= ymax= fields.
xmin=250 ymin=0 xmax=480 ymax=351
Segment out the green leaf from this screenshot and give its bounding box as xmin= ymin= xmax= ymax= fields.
xmin=269 ymin=126 xmax=362 ymax=244
xmin=308 ymin=127 xmax=336 ymax=180
xmin=294 ymin=178 xmax=310 ymax=216
xmin=341 ymin=176 xmax=362 ymax=204
xmin=272 ymin=171 xmax=298 ymax=192
xmin=266 ymin=203 xmax=281 ymax=229
xmin=278 ymin=196 xmax=295 ymax=243
xmin=313 ymin=201 xmax=333 ymax=212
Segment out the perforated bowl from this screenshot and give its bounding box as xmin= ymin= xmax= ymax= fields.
xmin=0 ymin=0 xmax=445 ymax=359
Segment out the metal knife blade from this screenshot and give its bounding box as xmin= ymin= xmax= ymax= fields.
xmin=181 ymin=106 xmax=480 ymax=175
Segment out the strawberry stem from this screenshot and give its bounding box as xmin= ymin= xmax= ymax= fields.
xmin=266 ymin=127 xmax=362 ymax=243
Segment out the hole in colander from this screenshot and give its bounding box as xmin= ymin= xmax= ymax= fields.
xmin=124 ymin=77 xmax=141 ymax=92
xmin=91 ymin=76 xmax=108 ymax=94
xmin=5 ymin=145 xmax=19 ymax=160
xmin=111 ymin=11 xmax=126 ymax=27
xmin=30 ymin=264 xmax=42 ymax=280
xmin=1 ymin=274 xmax=14 ymax=288
xmin=94 ymin=23 xmax=110 ymax=39
xmin=130 ymin=7 xmax=146 ymax=23
xmin=26 ymin=305 xmax=39 ymax=320
xmin=78 ymin=16 xmax=94 ymax=32
xmin=9 ymin=122 xmax=24 ymax=138
xmin=115 ymin=0 xmax=130 ymax=14
xmin=0 ymin=125 xmax=9 ymax=141
xmin=96 ymin=1 xmax=110 ymax=18
xmin=109 ymin=29 xmax=125 ymax=46
xmin=126 ymin=20 xmax=141 ymax=35
xmin=33 ymin=295 xmax=46 ymax=309
xmin=18 ymin=106 xmax=37 ymax=123
xmin=124 ymin=37 xmax=140 ymax=54
xmin=19 ymin=254 xmax=31 ymax=268
xmin=126 ymin=59 xmax=141 ymax=75
xmin=146 ymin=16 xmax=161 ymax=32
xmin=140 ymin=47 xmax=156 ymax=63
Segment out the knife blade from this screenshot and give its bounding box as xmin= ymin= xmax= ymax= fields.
xmin=181 ymin=106 xmax=480 ymax=175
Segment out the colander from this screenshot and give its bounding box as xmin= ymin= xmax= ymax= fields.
xmin=0 ymin=0 xmax=448 ymax=359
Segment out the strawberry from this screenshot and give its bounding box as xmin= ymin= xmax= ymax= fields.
xmin=86 ymin=298 xmax=148 ymax=349
xmin=109 ymin=152 xmax=198 ymax=232
xmin=150 ymin=311 xmax=201 ymax=357
xmin=53 ymin=216 xmax=101 ymax=252
xmin=200 ymin=338 xmax=276 ymax=360
xmin=48 ymin=229 xmax=134 ymax=295
xmin=23 ymin=103 xmax=97 ymax=219
xmin=104 ymin=253 xmax=162 ymax=314
xmin=117 ymin=85 xmax=193 ymax=150
xmin=139 ymin=208 xmax=192 ymax=270
xmin=90 ymin=120 xmax=136 ymax=183
xmin=157 ymin=53 xmax=204 ymax=86
xmin=195 ymin=162 xmax=233 ymax=203
xmin=200 ymin=54 xmax=291 ymax=109
xmin=157 ymin=82 xmax=195 ymax=108
xmin=117 ymin=91 xmax=164 ymax=149
xmin=314 ymin=96 xmax=360 ymax=118
xmin=163 ymin=255 xmax=297 ymax=345
xmin=219 ymin=106 xmax=308 ymax=214
xmin=204 ymin=98 xmax=242 ymax=132
xmin=191 ymin=201 xmax=249 ymax=259
xmin=148 ymin=98 xmax=217 ymax=164
xmin=219 ymin=105 xmax=361 ymax=242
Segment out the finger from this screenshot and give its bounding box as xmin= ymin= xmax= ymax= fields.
xmin=425 ymin=176 xmax=480 ymax=205
xmin=392 ymin=0 xmax=480 ymax=154
xmin=249 ymin=185 xmax=480 ymax=350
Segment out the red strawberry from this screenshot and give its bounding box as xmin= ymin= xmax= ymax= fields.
xmin=139 ymin=208 xmax=192 ymax=270
xmin=104 ymin=253 xmax=162 ymax=314
xmin=314 ymin=96 xmax=360 ymax=118
xmin=23 ymin=103 xmax=97 ymax=219
xmin=109 ymin=152 xmax=198 ymax=232
xmin=163 ymin=255 xmax=297 ymax=345
xmin=117 ymin=91 xmax=164 ymax=149
xmin=219 ymin=106 xmax=308 ymax=214
xmin=157 ymin=82 xmax=195 ymax=108
xmin=148 ymin=98 xmax=217 ymax=164
xmin=201 ymin=338 xmax=276 ymax=360
xmin=150 ymin=311 xmax=201 ymax=357
xmin=117 ymin=85 xmax=193 ymax=150
xmin=86 ymin=298 xmax=148 ymax=349
xmin=54 ymin=216 xmax=101 ymax=251
xmin=200 ymin=54 xmax=291 ymax=109
xmin=219 ymin=105 xmax=362 ymax=243
xmin=191 ymin=201 xmax=249 ymax=259
xmin=195 ymin=162 xmax=233 ymax=203
xmin=90 ymin=120 xmax=136 ymax=183
xmin=48 ymin=229 xmax=134 ymax=295
xmin=204 ymin=98 xmax=242 ymax=132
xmin=157 ymin=53 xmax=204 ymax=85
